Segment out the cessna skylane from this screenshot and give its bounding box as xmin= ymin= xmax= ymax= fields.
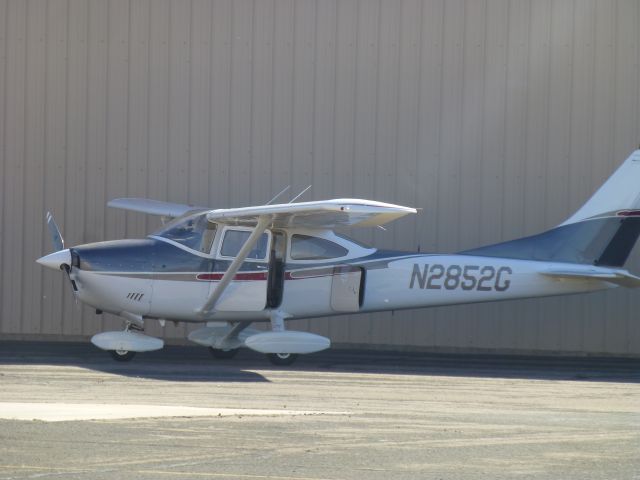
xmin=38 ymin=150 xmax=640 ymax=365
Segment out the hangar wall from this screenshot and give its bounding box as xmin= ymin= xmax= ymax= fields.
xmin=1 ymin=0 xmax=640 ymax=356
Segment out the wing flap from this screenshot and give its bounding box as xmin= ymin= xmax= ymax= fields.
xmin=107 ymin=198 xmax=205 ymax=218
xmin=206 ymin=199 xmax=416 ymax=228
xmin=541 ymin=268 xmax=640 ymax=288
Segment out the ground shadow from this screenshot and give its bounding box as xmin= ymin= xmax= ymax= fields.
xmin=0 ymin=341 xmax=639 ymax=384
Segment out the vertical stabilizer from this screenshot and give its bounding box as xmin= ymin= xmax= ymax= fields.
xmin=462 ymin=150 xmax=640 ymax=267
xmin=561 ymin=150 xmax=640 ymax=225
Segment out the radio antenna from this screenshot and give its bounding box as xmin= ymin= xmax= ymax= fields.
xmin=289 ymin=185 xmax=312 ymax=203
xmin=266 ymin=185 xmax=291 ymax=205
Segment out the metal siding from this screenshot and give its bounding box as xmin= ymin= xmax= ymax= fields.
xmin=22 ymin=0 xmax=46 ymax=336
xmin=3 ymin=0 xmax=26 ymax=335
xmin=0 ymin=0 xmax=5 ymax=336
xmin=65 ymin=0 xmax=89 ymax=335
xmin=2 ymin=0 xmax=640 ymax=355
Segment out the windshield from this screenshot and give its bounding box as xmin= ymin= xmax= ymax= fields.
xmin=152 ymin=213 xmax=216 ymax=254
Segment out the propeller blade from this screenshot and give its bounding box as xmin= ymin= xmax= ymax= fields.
xmin=46 ymin=212 xmax=64 ymax=251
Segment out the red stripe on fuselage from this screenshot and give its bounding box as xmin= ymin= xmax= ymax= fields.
xmin=196 ymin=272 xmax=268 ymax=281
xmin=617 ymin=210 xmax=640 ymax=217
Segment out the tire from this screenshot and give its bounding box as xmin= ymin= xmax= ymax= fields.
xmin=266 ymin=353 xmax=298 ymax=366
xmin=109 ymin=349 xmax=136 ymax=362
xmin=208 ymin=347 xmax=239 ymax=360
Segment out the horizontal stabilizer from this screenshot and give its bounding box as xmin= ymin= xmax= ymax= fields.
xmin=541 ymin=267 xmax=640 ymax=288
xmin=206 ymin=198 xmax=416 ymax=228
xmin=108 ymin=198 xmax=205 ymax=218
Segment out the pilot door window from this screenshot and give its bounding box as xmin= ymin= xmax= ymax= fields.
xmin=220 ymin=230 xmax=269 ymax=260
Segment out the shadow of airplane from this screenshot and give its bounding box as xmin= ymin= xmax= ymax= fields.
xmin=0 ymin=340 xmax=639 ymax=384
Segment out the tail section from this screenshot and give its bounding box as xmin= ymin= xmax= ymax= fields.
xmin=462 ymin=150 xmax=640 ymax=267
xmin=561 ymin=150 xmax=640 ymax=226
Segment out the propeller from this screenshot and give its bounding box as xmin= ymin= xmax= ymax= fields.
xmin=37 ymin=212 xmax=72 ymax=272
xmin=46 ymin=211 xmax=64 ymax=251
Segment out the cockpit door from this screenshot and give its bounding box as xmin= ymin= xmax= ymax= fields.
xmin=213 ymin=226 xmax=271 ymax=311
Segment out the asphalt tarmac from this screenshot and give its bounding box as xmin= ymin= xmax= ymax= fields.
xmin=0 ymin=342 xmax=639 ymax=480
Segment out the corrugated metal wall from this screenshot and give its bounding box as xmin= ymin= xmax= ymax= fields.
xmin=1 ymin=0 xmax=640 ymax=355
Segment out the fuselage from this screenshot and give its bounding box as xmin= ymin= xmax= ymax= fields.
xmin=67 ymin=233 xmax=614 ymax=324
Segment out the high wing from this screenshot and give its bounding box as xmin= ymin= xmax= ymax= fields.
xmin=107 ymin=198 xmax=205 ymax=218
xmin=541 ymin=267 xmax=640 ymax=288
xmin=206 ymin=199 xmax=417 ymax=228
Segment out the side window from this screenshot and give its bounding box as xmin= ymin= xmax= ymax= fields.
xmin=290 ymin=234 xmax=348 ymax=260
xmin=221 ymin=230 xmax=269 ymax=260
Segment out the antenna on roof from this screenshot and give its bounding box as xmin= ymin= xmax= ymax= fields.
xmin=266 ymin=185 xmax=291 ymax=205
xmin=289 ymin=185 xmax=312 ymax=203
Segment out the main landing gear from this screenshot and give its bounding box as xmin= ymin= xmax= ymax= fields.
xmin=109 ymin=349 xmax=137 ymax=362
xmin=266 ymin=353 xmax=298 ymax=366
xmin=208 ymin=347 xmax=239 ymax=359
xmin=106 ymin=322 xmax=143 ymax=362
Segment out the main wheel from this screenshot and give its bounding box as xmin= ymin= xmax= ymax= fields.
xmin=266 ymin=353 xmax=298 ymax=366
xmin=208 ymin=347 xmax=239 ymax=360
xmin=109 ymin=349 xmax=136 ymax=362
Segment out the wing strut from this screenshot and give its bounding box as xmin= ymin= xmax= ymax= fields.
xmin=197 ymin=215 xmax=271 ymax=316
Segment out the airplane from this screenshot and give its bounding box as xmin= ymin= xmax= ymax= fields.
xmin=37 ymin=150 xmax=640 ymax=365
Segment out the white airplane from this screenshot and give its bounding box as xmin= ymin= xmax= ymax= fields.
xmin=38 ymin=150 xmax=640 ymax=365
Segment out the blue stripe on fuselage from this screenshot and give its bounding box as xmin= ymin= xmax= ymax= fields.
xmin=73 ymin=239 xmax=421 ymax=274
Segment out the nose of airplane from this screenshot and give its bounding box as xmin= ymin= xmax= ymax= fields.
xmin=37 ymin=249 xmax=72 ymax=271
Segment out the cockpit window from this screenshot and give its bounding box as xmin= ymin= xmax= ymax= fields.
xmin=220 ymin=230 xmax=269 ymax=260
xmin=290 ymin=234 xmax=348 ymax=260
xmin=153 ymin=213 xmax=216 ymax=254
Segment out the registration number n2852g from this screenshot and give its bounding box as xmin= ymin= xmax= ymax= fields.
xmin=409 ymin=264 xmax=512 ymax=292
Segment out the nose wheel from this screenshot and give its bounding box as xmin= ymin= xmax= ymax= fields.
xmin=266 ymin=353 xmax=298 ymax=366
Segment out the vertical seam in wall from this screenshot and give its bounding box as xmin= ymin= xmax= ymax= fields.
xmin=434 ymin=0 xmax=444 ymax=258
xmin=82 ymin=0 xmax=91 ymax=334
xmin=249 ymin=0 xmax=255 ymax=203
xmin=479 ymin=0 xmax=488 ymax=244
xmin=501 ymin=0 xmax=511 ymax=242
xmin=567 ymin=0 xmax=576 ymax=220
xmin=413 ymin=0 xmax=424 ymax=251
xmin=62 ymin=0 xmax=70 ymax=330
xmin=227 ymin=0 xmax=234 ymax=207
xmin=20 ymin=1 xmax=28 ymax=334
xmin=145 ymin=0 xmax=151 ymax=232
xmin=311 ymin=0 xmax=319 ymax=195
xmin=392 ymin=0 xmax=401 ymax=210
xmin=269 ymin=0 xmax=276 ymax=197
xmin=331 ymin=0 xmax=338 ymax=198
xmin=187 ymin=0 xmax=193 ymax=205
xmin=0 ymin=0 xmax=6 ymax=329
xmin=206 ymin=0 xmax=213 ymax=206
xmin=520 ymin=2 xmax=533 ymax=239
xmin=289 ymin=0 xmax=296 ymax=192
xmin=373 ymin=0 xmax=381 ymax=203
xmin=103 ymin=0 xmax=110 ymax=252
xmin=125 ymin=0 xmax=132 ymax=232
xmin=41 ymin=0 xmax=50 ymax=334
xmin=165 ymin=0 xmax=171 ymax=202
xmin=351 ymin=0 xmax=359 ymax=200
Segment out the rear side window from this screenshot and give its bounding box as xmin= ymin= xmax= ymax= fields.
xmin=221 ymin=230 xmax=269 ymax=260
xmin=290 ymin=234 xmax=348 ymax=260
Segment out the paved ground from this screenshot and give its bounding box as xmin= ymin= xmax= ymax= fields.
xmin=0 ymin=342 xmax=639 ymax=480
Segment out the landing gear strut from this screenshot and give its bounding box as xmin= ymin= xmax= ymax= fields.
xmin=209 ymin=347 xmax=239 ymax=360
xmin=105 ymin=316 xmax=145 ymax=362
